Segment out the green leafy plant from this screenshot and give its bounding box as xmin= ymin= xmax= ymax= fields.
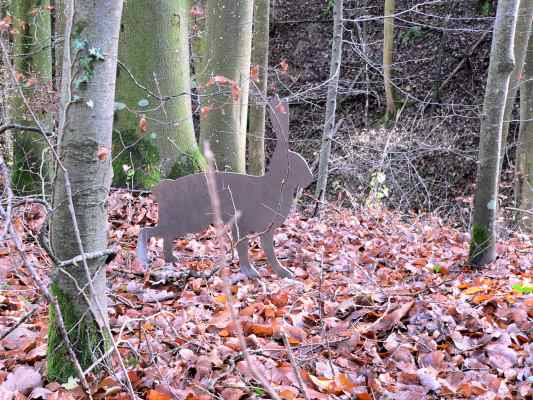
xmin=479 ymin=0 xmax=492 ymax=16
xmin=512 ymin=283 xmax=533 ymax=294
xmin=73 ymin=39 xmax=105 ymax=89
xmin=322 ymin=0 xmax=335 ymax=16
xmin=400 ymin=26 xmax=425 ymax=45
xmin=366 ymin=171 xmax=390 ymax=207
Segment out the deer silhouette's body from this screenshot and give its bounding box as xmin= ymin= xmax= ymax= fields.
xmin=137 ymin=98 xmax=313 ymax=278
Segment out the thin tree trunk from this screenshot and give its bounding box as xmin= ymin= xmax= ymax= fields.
xmin=200 ymin=0 xmax=254 ymax=173
xmin=469 ymin=0 xmax=520 ymax=266
xmin=383 ymin=0 xmax=396 ymax=122
xmin=315 ymin=0 xmax=343 ymax=203
xmin=115 ymin=0 xmax=205 ymax=188
xmin=515 ymin=32 xmax=533 ymax=231
xmin=248 ymin=0 xmax=270 ymax=176
xmin=9 ymin=0 xmax=52 ymax=194
xmin=48 ymin=0 xmax=123 ymax=381
xmin=500 ymin=0 xmax=533 ymax=168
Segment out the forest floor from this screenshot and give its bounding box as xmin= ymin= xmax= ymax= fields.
xmin=0 ymin=191 xmax=532 ymax=400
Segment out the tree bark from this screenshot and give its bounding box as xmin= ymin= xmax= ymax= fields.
xmin=48 ymin=0 xmax=123 ymax=381
xmin=192 ymin=0 xmax=210 ymax=143
xmin=199 ymin=0 xmax=254 ymax=173
xmin=190 ymin=0 xmax=208 ymax=92
xmin=9 ymin=0 xmax=52 ymax=194
xmin=515 ymin=31 xmax=533 ymax=231
xmin=114 ymin=0 xmax=205 ymax=188
xmin=383 ymin=0 xmax=396 ymax=122
xmin=248 ymin=0 xmax=269 ymax=176
xmin=469 ymin=0 xmax=520 ymax=266
xmin=500 ymin=0 xmax=533 ymax=168
xmin=315 ymin=0 xmax=343 ymax=202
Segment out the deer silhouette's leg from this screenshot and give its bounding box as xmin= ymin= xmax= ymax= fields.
xmin=236 ymin=238 xmax=261 ymax=278
xmin=162 ymin=234 xmax=176 ymax=262
xmin=154 ymin=225 xmax=178 ymax=263
xmin=261 ymin=230 xmax=293 ymax=278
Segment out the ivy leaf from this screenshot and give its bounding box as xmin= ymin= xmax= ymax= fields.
xmin=138 ymin=98 xmax=150 ymax=108
xmin=62 ymin=376 xmax=79 ymax=390
xmin=88 ymin=47 xmax=105 ymax=60
xmin=73 ymin=38 xmax=87 ymax=50
xmin=114 ymin=102 xmax=127 ymax=111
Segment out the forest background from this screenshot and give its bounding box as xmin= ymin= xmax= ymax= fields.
xmin=0 ymin=0 xmax=532 ymax=399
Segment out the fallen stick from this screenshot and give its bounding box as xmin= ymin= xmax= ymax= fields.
xmin=439 ymin=32 xmax=489 ymax=91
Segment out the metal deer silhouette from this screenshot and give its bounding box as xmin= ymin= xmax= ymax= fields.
xmin=136 ymin=97 xmax=313 ymax=278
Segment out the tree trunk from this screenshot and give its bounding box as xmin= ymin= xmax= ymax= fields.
xmin=48 ymin=0 xmax=123 ymax=381
xmin=383 ymin=0 xmax=396 ymax=122
xmin=515 ymin=31 xmax=533 ymax=231
xmin=248 ymin=0 xmax=269 ymax=176
xmin=114 ymin=0 xmax=205 ymax=188
xmin=9 ymin=0 xmax=52 ymax=194
xmin=199 ymin=0 xmax=254 ymax=173
xmin=315 ymin=0 xmax=343 ymax=202
xmin=469 ymin=0 xmax=520 ymax=267
xmin=500 ymin=0 xmax=533 ymax=168
xmin=192 ymin=0 xmax=210 ymax=143
xmin=190 ymin=0 xmax=208 ymax=91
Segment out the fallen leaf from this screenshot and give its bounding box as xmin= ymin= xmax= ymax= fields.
xmin=96 ymin=147 xmax=109 ymax=161
xmin=1 ymin=366 xmax=42 ymax=395
xmin=371 ymin=301 xmax=414 ymax=332
xmin=138 ymin=116 xmax=148 ymax=133
xmin=147 ymin=389 xmax=173 ymax=400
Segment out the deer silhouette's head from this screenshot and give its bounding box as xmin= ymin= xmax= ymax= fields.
xmin=288 ymin=151 xmax=313 ymax=189
xmin=267 ymin=97 xmax=313 ymax=191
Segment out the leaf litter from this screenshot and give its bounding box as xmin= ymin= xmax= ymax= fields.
xmin=0 ymin=189 xmax=532 ymax=399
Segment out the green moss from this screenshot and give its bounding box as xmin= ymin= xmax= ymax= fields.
xmin=168 ymin=147 xmax=207 ymax=179
xmin=469 ymin=223 xmax=491 ymax=264
xmin=112 ymin=128 xmax=161 ymax=189
xmin=12 ymin=132 xmax=49 ymax=194
xmin=47 ymin=283 xmax=105 ymax=382
xmin=10 ymin=0 xmax=52 ymax=195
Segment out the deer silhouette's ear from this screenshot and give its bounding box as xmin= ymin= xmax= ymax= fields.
xmin=268 ymin=96 xmax=290 ymax=139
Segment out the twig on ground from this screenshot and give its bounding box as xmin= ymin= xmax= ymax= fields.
xmin=280 ymin=327 xmax=310 ymax=400
xmin=0 ymin=305 xmax=39 ymax=341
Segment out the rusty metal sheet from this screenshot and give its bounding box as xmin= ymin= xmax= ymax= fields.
xmin=137 ymin=96 xmax=313 ymax=278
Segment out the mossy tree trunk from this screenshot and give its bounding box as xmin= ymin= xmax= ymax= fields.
xmin=469 ymin=0 xmax=520 ymax=266
xmin=383 ymin=0 xmax=396 ymax=122
xmin=9 ymin=0 xmax=52 ymax=194
xmin=515 ymin=31 xmax=533 ymax=231
xmin=190 ymin=0 xmax=208 ymax=93
xmin=199 ymin=0 xmax=254 ymax=173
xmin=248 ymin=0 xmax=269 ymax=176
xmin=315 ymin=0 xmax=343 ymax=203
xmin=191 ymin=0 xmax=210 ymax=145
xmin=114 ymin=0 xmax=205 ymax=188
xmin=500 ymin=0 xmax=533 ymax=168
xmin=48 ymin=0 xmax=123 ymax=381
